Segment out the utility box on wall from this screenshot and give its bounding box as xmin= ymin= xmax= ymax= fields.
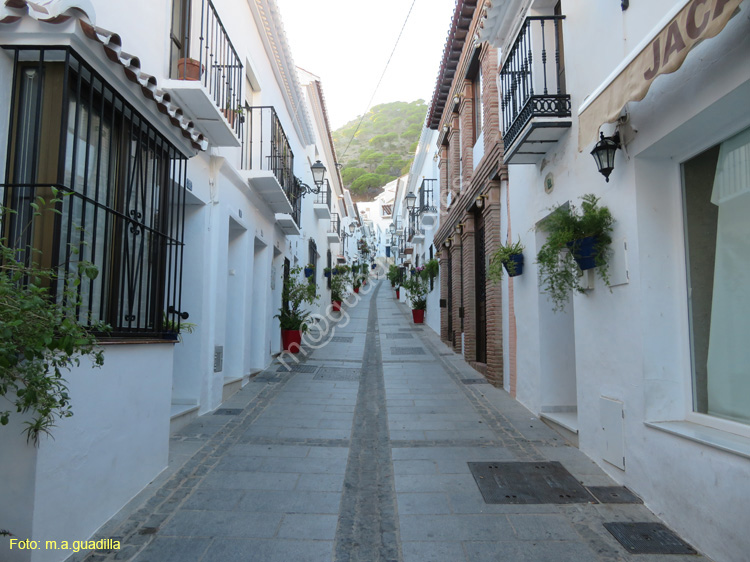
xmin=214 ymin=346 xmax=224 ymax=373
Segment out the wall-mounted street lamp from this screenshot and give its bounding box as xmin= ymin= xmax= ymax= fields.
xmin=475 ymin=194 xmax=486 ymax=209
xmin=455 ymin=223 xmax=465 ymax=235
xmin=591 ymin=132 xmax=621 ymax=182
xmin=389 ymin=222 xmax=396 ymax=234
xmin=444 ymin=237 xmax=453 ymax=248
xmin=348 ymin=223 xmax=355 ymax=235
xmin=405 ymin=191 xmax=417 ymax=213
xmin=298 ymin=160 xmax=327 ymax=195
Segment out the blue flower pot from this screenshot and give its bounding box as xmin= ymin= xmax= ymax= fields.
xmin=503 ymin=253 xmax=524 ymax=277
xmin=566 ymin=236 xmax=598 ymax=270
xmin=304 ymin=267 xmax=314 ymax=278
xmin=324 ymin=270 xmax=331 ymax=278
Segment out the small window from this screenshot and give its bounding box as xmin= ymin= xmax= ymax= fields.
xmin=682 ymin=126 xmax=750 ymax=425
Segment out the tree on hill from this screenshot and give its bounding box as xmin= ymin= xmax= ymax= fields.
xmin=333 ymin=100 xmax=427 ymax=201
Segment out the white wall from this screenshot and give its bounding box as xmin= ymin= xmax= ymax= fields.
xmin=499 ymin=3 xmax=750 ymax=561
xmin=0 ymin=345 xmax=173 ymax=562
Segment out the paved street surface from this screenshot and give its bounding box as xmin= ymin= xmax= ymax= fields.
xmin=69 ymin=280 xmax=708 ymax=562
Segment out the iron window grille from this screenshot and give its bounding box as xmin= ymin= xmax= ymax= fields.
xmin=499 ymin=15 xmax=570 ymax=151
xmin=2 ymin=48 xmax=187 ymax=339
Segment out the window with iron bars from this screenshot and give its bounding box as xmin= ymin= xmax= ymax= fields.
xmin=2 ymin=48 xmax=188 ymax=339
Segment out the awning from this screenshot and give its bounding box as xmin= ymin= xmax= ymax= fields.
xmin=578 ymin=0 xmax=743 ymax=151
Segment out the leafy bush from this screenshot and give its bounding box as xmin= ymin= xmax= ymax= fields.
xmin=401 ymin=275 xmax=428 ymax=310
xmin=1 ymin=196 xmax=107 ymax=445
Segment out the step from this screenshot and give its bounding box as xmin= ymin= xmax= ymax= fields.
xmin=540 ymin=409 xmax=579 ymax=447
xmin=169 ymin=402 xmax=199 ymax=434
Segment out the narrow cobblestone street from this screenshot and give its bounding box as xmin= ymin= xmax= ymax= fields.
xmin=71 ymin=280 xmax=707 ymax=562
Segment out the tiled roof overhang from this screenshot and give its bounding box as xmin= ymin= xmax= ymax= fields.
xmin=1 ymin=0 xmax=208 ymax=151
xmin=426 ymin=0 xmax=477 ymax=130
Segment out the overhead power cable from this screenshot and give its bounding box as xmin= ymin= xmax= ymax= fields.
xmin=339 ymin=0 xmax=418 ymax=162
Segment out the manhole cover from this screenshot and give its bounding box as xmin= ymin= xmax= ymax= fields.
xmin=330 ymin=336 xmax=354 ymax=343
xmin=314 ymin=367 xmax=361 ymax=381
xmin=468 ymin=461 xmax=596 ymax=504
xmin=604 ymin=522 xmax=697 ymax=555
xmin=587 ymin=486 xmax=642 ymax=504
xmin=277 ymin=364 xmax=318 ymax=373
xmin=213 ymin=408 xmax=243 ymax=416
xmin=461 ymin=378 xmax=489 ymax=385
xmin=391 ymin=347 xmax=426 ymax=355
xmin=386 ymin=332 xmax=413 ymax=339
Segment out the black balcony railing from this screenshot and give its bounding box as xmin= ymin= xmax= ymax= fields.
xmin=315 ymin=179 xmax=332 ymax=211
xmin=289 ymin=177 xmax=303 ymax=228
xmin=419 ymin=179 xmax=437 ymax=213
xmin=500 ymin=16 xmax=571 ymax=150
xmin=329 ymin=213 xmax=341 ymax=237
xmin=176 ymin=0 xmax=243 ymax=138
xmin=241 ymin=105 xmax=299 ymax=213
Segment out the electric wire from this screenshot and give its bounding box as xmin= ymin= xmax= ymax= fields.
xmin=339 ymin=0 xmax=418 ymax=162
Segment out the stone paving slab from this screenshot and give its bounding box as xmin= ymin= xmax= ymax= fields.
xmin=67 ymin=279 xmax=710 ymax=562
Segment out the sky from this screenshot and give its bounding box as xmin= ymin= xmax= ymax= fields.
xmin=276 ymin=0 xmax=458 ymax=131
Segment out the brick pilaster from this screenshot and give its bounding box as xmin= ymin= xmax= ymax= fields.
xmin=439 ymin=252 xmax=450 ymax=343
xmin=481 ymin=45 xmax=500 ymax=151
xmin=483 ymin=182 xmax=504 ymax=387
xmin=459 ymin=84 xmax=474 ymax=190
xmin=461 ymin=217 xmax=476 ymax=363
xmin=450 ymin=238 xmax=462 ymax=353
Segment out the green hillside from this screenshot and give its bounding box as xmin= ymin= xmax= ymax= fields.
xmin=332 ymin=100 xmax=427 ymax=201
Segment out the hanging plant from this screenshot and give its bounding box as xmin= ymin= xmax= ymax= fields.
xmin=536 ymin=194 xmax=614 ymax=312
xmin=488 ymin=239 xmax=525 ymax=281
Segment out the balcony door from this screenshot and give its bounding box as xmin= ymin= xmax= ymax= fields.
xmin=170 ymin=0 xmax=191 ymax=78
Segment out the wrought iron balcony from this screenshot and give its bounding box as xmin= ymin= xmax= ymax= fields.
xmin=238 ymin=106 xmax=299 ymax=227
xmin=327 ymin=212 xmax=341 ymax=243
xmin=418 ymin=179 xmax=438 ymax=227
xmin=167 ymin=0 xmax=243 ymax=146
xmin=500 ymin=15 xmax=571 ymax=164
xmin=314 ymin=179 xmax=332 ymax=220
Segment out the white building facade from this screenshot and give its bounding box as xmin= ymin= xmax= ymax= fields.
xmin=0 ymin=1 xmax=348 ymax=560
xmin=480 ymin=1 xmax=750 ymax=561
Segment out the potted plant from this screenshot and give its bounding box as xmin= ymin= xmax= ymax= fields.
xmin=304 ymin=264 xmax=315 ymax=278
xmin=330 ymin=270 xmax=347 ymax=312
xmin=324 ymin=267 xmax=332 ymax=278
xmin=402 ymin=275 xmax=428 ymax=323
xmin=488 ymin=238 xmax=525 ymax=281
xmin=275 ymin=266 xmax=317 ymax=353
xmin=423 ymin=258 xmax=439 ymax=280
xmin=176 ymin=57 xmax=202 ymax=81
xmin=536 ymin=193 xmax=614 ymax=312
xmin=387 ymin=264 xmax=399 ymax=288
xmin=352 ymin=270 xmax=362 ymax=294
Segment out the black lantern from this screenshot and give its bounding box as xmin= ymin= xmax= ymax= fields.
xmin=405 ymin=191 xmax=417 ymax=212
xmin=388 ymin=222 xmax=396 ymax=234
xmin=311 ymin=160 xmax=327 ymax=186
xmin=591 ymin=132 xmax=621 ymax=182
xmin=348 ymin=223 xmax=355 ymax=235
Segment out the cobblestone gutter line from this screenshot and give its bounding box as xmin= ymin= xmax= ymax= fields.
xmin=66 ymin=365 xmax=300 ymax=562
xmin=334 ymin=281 xmax=402 ymax=562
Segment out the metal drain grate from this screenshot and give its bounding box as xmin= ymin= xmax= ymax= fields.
xmin=468 ymin=461 xmax=596 ymax=504
xmin=398 ymin=327 xmax=422 ymax=331
xmin=386 ymin=332 xmax=413 ymax=339
xmin=391 ymin=347 xmax=426 ymax=355
xmin=330 ymin=336 xmax=354 ymax=343
xmin=587 ymin=486 xmax=642 ymax=504
xmin=213 ymin=408 xmax=243 ymax=416
xmin=277 ymin=364 xmax=318 ymax=373
xmin=604 ymin=522 xmax=697 ymax=555
xmin=461 ymin=378 xmax=489 ymax=385
xmin=314 ymin=367 xmax=361 ymax=381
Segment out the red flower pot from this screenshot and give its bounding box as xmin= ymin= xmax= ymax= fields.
xmin=332 ymin=300 xmax=342 ymax=312
xmin=396 ymin=288 xmax=400 ymax=299
xmin=281 ymin=329 xmax=302 ymax=353
xmin=177 ymin=58 xmax=202 ymax=81
xmin=354 ymin=287 xmax=360 ymax=294
xmin=412 ymin=309 xmax=425 ymax=324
